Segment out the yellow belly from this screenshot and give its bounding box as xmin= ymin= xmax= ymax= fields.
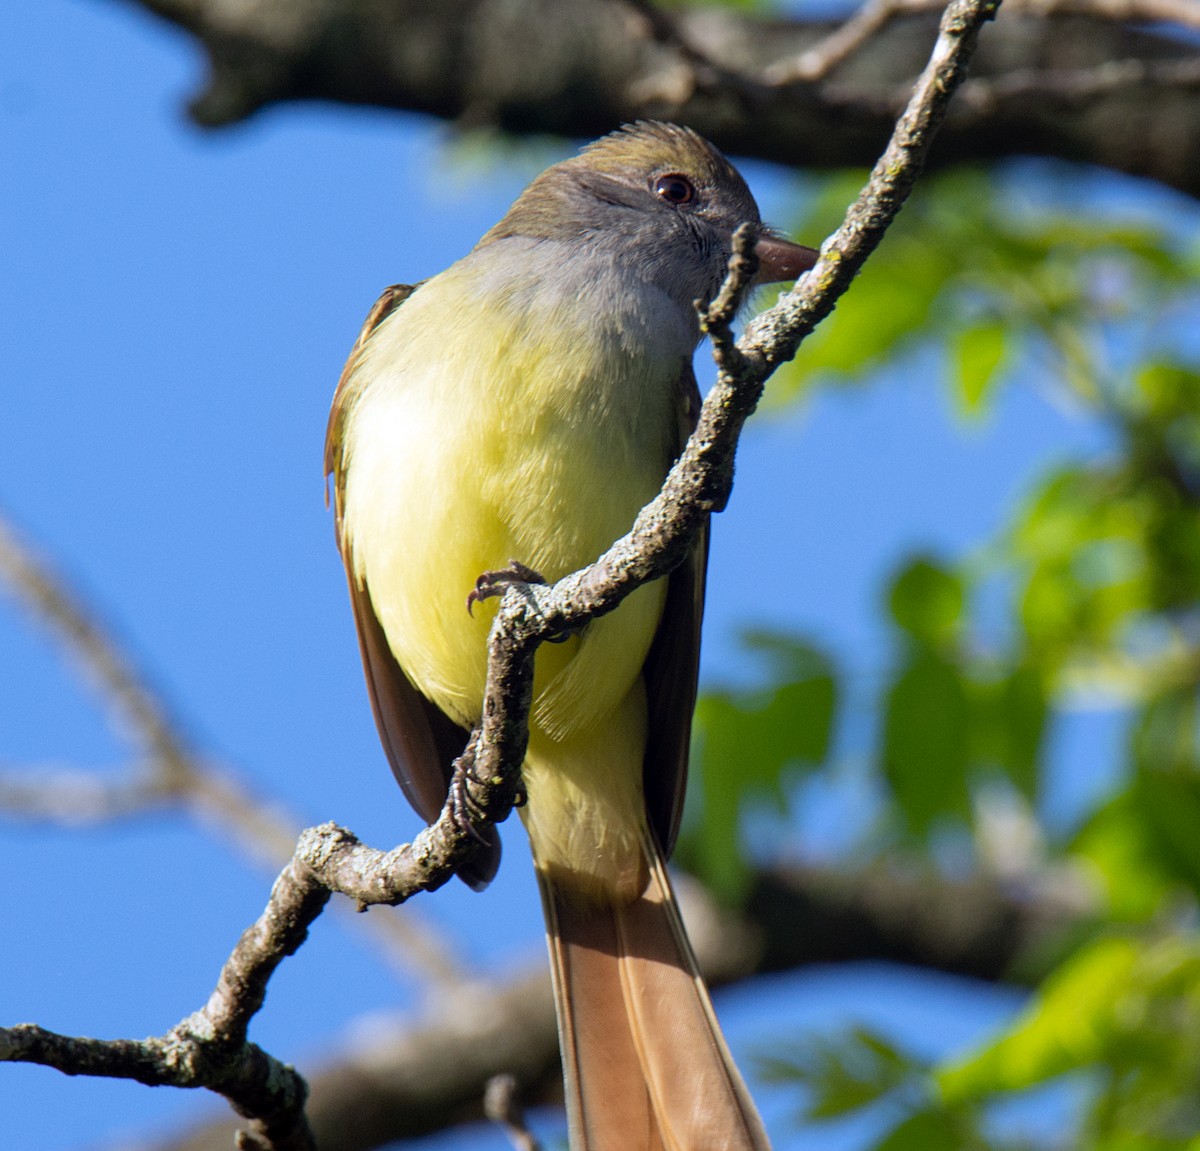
xmin=340 ymin=266 xmax=682 ymax=895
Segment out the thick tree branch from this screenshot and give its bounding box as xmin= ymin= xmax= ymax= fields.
xmin=745 ymin=859 xmax=1097 ymax=984
xmin=112 ymin=0 xmax=1200 ymax=197
xmin=136 ymin=858 xmax=1099 ymax=1151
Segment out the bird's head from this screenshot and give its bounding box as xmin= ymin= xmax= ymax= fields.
xmin=478 ymin=121 xmax=818 ymax=310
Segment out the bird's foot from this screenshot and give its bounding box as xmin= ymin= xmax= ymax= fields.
xmin=466 ymin=560 xmax=574 ymax=644
xmin=466 ymin=560 xmax=546 ymax=615
xmin=447 ymin=754 xmax=493 ymax=845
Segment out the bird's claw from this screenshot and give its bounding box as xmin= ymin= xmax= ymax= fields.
xmin=448 ymin=757 xmax=491 ymax=845
xmin=466 ymin=560 xmax=547 ymax=615
xmin=464 ymin=560 xmax=575 ymax=644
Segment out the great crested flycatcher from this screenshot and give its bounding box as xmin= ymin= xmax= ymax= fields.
xmin=326 ymin=121 xmax=817 ymax=1150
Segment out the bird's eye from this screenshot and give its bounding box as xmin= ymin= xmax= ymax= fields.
xmin=654 ymin=174 xmax=696 ymax=206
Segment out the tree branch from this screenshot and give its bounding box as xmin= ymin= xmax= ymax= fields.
xmin=0 ymin=1025 xmax=311 ymax=1151
xmin=484 ymin=1075 xmax=545 ymax=1151
xmin=3 ymin=0 xmax=1000 ymax=1143
xmin=765 ymin=0 xmax=1200 ymax=86
xmin=765 ymin=0 xmax=938 ymax=85
xmin=111 ymin=0 xmax=1200 ymax=197
xmin=132 ymin=857 xmax=1099 ymax=1151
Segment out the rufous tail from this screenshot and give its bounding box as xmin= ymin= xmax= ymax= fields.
xmin=536 ymin=828 xmax=772 ymax=1151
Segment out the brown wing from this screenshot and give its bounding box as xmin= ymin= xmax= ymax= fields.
xmin=326 ymin=284 xmax=500 ymax=891
xmin=642 ymin=360 xmax=708 ymax=858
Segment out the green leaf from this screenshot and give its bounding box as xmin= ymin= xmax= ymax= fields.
xmin=993 ymin=661 xmax=1048 ymax=801
xmin=782 ymin=234 xmax=955 ymax=387
xmin=756 ymin=1027 xmax=917 ymax=1122
xmin=888 ymin=557 xmax=965 ymax=646
xmin=688 ymin=635 xmax=838 ymax=898
xmin=738 ymin=633 xmax=838 ymax=772
xmin=952 ymin=321 xmax=1008 ymax=417
xmin=1129 ymin=687 xmax=1200 ymax=896
xmin=882 ymin=649 xmax=971 ymax=835
xmin=1136 ymin=362 xmax=1200 ymax=418
xmin=1132 ymin=770 xmax=1200 ymax=898
xmin=770 ymin=163 xmax=1192 ymax=408
xmin=1072 ymin=795 xmax=1176 ymax=921
xmin=691 ymin=693 xmax=757 ymax=899
xmin=937 ymin=936 xmax=1142 ymax=1102
xmin=874 ymin=1108 xmax=971 ymax=1151
xmin=939 ymin=934 xmax=1200 ymax=1144
xmin=696 ymin=638 xmax=837 ymax=795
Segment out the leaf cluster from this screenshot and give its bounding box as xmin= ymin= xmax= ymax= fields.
xmin=686 ymin=164 xmax=1200 ymax=1148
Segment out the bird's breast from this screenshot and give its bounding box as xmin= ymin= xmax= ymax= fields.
xmin=340 ymin=250 xmax=691 ymax=730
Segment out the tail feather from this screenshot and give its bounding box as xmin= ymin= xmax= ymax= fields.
xmin=537 ymin=830 xmax=770 ymax=1151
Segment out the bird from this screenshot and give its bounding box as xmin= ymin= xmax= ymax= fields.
xmin=325 ymin=121 xmax=817 ymax=1150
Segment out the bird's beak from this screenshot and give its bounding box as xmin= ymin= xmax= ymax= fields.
xmin=754 ymin=233 xmax=820 ymax=284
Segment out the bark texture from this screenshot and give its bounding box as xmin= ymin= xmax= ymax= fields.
xmin=128 ymin=0 xmax=1200 ymax=197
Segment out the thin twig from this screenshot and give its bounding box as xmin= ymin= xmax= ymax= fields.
xmin=484 ymin=1074 xmax=544 ymax=1151
xmin=766 ymin=0 xmax=933 ymax=85
xmin=765 ymin=0 xmax=1200 ymax=87
xmin=960 ymin=53 xmax=1200 ymax=109
xmin=616 ymin=0 xmax=767 ymax=105
xmin=0 ymin=513 xmax=195 ymax=788
xmin=745 ymin=0 xmax=1003 ymax=368
xmin=0 ymin=763 xmax=175 ymax=823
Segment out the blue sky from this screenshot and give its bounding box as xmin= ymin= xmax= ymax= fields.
xmin=0 ymin=1 xmax=1164 ymax=1148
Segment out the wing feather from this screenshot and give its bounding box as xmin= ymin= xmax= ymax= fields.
xmin=642 ymin=361 xmax=708 ymax=857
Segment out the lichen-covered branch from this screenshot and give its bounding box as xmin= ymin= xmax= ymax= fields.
xmin=2 ymin=0 xmax=1000 ymax=1143
xmin=0 ymin=1024 xmax=312 ymax=1151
